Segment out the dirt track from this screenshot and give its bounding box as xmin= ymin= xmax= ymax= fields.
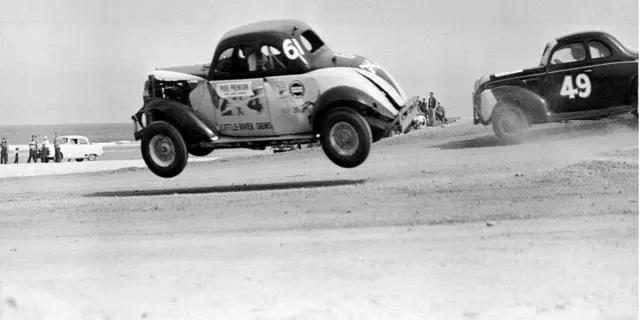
xmin=0 ymin=116 xmax=638 ymax=320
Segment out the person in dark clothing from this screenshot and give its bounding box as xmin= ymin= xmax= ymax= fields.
xmin=427 ymin=92 xmax=437 ymax=126
xmin=14 ymin=147 xmax=19 ymax=164
xmin=435 ymin=102 xmax=447 ymax=125
xmin=0 ymin=138 xmax=8 ymax=164
xmin=27 ymin=135 xmax=37 ymax=163
xmin=419 ymin=98 xmax=428 ymax=115
xmin=54 ymin=132 xmax=62 ymax=163
xmin=41 ymin=136 xmax=50 ymax=163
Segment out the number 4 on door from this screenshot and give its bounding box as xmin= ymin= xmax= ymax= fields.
xmin=560 ymin=73 xmax=592 ymax=99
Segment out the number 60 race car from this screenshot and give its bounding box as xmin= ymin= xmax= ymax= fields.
xmin=472 ymin=31 xmax=638 ymax=144
xmin=132 ymin=19 xmax=418 ymax=178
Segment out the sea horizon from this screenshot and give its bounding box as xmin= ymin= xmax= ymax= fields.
xmin=0 ymin=122 xmax=134 ymax=144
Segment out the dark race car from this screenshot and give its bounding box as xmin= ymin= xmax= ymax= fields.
xmin=132 ymin=19 xmax=418 ymax=178
xmin=472 ymin=31 xmax=638 ymax=144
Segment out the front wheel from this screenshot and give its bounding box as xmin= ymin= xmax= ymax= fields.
xmin=320 ymin=108 xmax=372 ymax=168
xmin=492 ymin=104 xmax=530 ymax=144
xmin=141 ymin=121 xmax=188 ymax=178
xmin=87 ymin=154 xmax=97 ymax=161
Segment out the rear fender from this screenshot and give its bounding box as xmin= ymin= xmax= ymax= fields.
xmin=479 ymin=86 xmax=550 ymax=124
xmin=310 ymin=86 xmax=395 ymax=133
xmin=135 ymin=98 xmax=216 ymax=144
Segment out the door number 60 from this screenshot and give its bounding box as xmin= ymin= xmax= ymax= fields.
xmin=560 ymin=73 xmax=591 ymax=99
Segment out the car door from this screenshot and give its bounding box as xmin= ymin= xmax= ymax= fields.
xmin=208 ymin=45 xmax=275 ymax=137
xmin=62 ymin=137 xmax=80 ymax=159
xmin=542 ymin=41 xmax=596 ymax=113
xmin=259 ymin=44 xmax=319 ymax=135
xmin=585 ymin=39 xmax=630 ymax=108
xmin=76 ymin=137 xmax=91 ymax=158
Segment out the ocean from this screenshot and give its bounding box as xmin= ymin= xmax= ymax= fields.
xmin=0 ymin=123 xmax=133 ymax=145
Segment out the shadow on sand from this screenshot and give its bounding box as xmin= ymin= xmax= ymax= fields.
xmin=85 ymin=179 xmax=367 ymax=198
xmin=433 ymin=135 xmax=504 ymax=150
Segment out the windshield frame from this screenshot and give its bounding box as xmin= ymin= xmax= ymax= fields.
xmin=539 ymin=40 xmax=557 ymax=67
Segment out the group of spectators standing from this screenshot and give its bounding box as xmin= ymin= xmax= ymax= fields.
xmin=0 ymin=132 xmax=64 ymax=164
xmin=416 ymin=92 xmax=447 ymax=126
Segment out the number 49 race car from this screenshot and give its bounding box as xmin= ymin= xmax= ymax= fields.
xmin=472 ymin=31 xmax=638 ymax=144
xmin=132 ymin=19 xmax=418 ymax=178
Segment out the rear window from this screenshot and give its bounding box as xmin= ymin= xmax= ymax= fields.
xmin=300 ymin=30 xmax=324 ymax=53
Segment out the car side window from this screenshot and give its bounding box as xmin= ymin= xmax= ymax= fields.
xmin=78 ymin=139 xmax=88 ymax=145
xmin=260 ymin=45 xmax=289 ymax=70
xmin=213 ymin=45 xmax=265 ymax=74
xmin=70 ymin=139 xmax=78 ymax=144
xmin=589 ymin=41 xmax=611 ymax=59
xmin=300 ymin=30 xmax=324 ymax=53
xmin=214 ymin=48 xmax=235 ymax=72
xmin=550 ymin=42 xmax=587 ymax=65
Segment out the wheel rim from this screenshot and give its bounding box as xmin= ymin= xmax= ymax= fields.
xmin=88 ymin=154 xmax=96 ymax=161
xmin=149 ymin=134 xmax=175 ymax=167
xmin=498 ymin=110 xmax=523 ymax=137
xmin=329 ymin=121 xmax=359 ymax=156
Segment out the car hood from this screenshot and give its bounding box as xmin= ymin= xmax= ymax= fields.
xmin=151 ymin=63 xmax=211 ymax=81
xmin=332 ymin=53 xmax=408 ymax=106
xmin=474 ymin=65 xmax=545 ymax=92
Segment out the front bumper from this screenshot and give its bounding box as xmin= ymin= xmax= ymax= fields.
xmin=132 ymin=112 xmax=145 ymax=141
xmin=393 ymin=97 xmax=420 ymax=132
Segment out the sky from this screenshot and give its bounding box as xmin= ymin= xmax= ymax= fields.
xmin=0 ymin=0 xmax=638 ymax=125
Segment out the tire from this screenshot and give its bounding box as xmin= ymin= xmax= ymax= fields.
xmin=491 ymin=104 xmax=530 ymax=144
xmin=188 ymin=147 xmax=214 ymax=157
xmin=76 ymin=158 xmax=84 ymax=162
xmin=140 ymin=121 xmax=188 ymax=178
xmin=87 ymin=154 xmax=97 ymax=161
xmin=320 ymin=108 xmax=372 ymax=168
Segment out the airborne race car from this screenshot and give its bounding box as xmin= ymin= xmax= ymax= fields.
xmin=132 ymin=19 xmax=418 ymax=178
xmin=473 ymin=31 xmax=638 ymax=144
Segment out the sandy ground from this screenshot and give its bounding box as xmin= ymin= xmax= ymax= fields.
xmin=0 ymin=115 xmax=638 ymax=320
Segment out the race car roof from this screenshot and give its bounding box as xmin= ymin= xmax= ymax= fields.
xmin=220 ymin=19 xmax=312 ymax=42
xmin=555 ymin=31 xmax=614 ymax=43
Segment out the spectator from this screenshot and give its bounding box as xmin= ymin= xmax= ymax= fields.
xmin=435 ymin=102 xmax=447 ymax=125
xmin=427 ymin=92 xmax=437 ymax=126
xmin=28 ymin=135 xmax=37 ymax=163
xmin=420 ymin=98 xmax=428 ymax=115
xmin=54 ymin=132 xmax=62 ymax=163
xmin=41 ymin=136 xmax=50 ymax=163
xmin=14 ymin=147 xmax=19 ymax=164
xmin=0 ymin=138 xmax=7 ymax=164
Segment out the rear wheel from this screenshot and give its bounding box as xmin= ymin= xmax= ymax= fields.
xmin=320 ymin=108 xmax=372 ymax=168
xmin=492 ymin=104 xmax=530 ymax=144
xmin=141 ymin=121 xmax=188 ymax=178
xmin=87 ymin=154 xmax=97 ymax=161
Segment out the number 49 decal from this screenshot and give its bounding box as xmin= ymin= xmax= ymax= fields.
xmin=560 ymin=73 xmax=591 ymax=99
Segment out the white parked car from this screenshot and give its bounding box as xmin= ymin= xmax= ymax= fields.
xmin=45 ymin=135 xmax=104 ymax=162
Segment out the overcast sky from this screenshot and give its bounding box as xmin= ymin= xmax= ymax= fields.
xmin=0 ymin=0 xmax=638 ymax=125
